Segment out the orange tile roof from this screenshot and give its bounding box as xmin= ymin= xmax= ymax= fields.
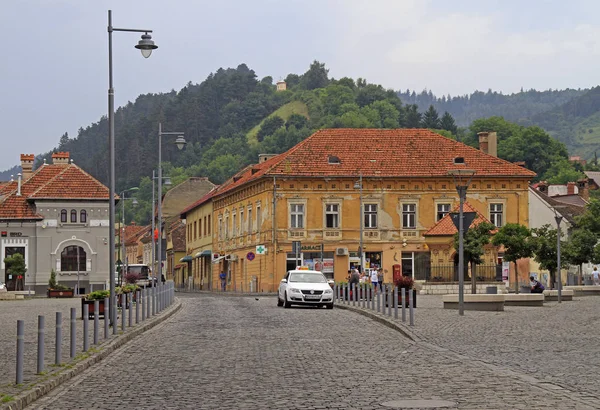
xmin=211 ymin=128 xmax=536 ymax=199
xmin=0 ymin=161 xmax=110 ymax=220
xmin=424 ymin=202 xmax=494 ymax=236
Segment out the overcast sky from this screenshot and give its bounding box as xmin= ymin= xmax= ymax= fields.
xmin=2 ymin=0 xmax=600 ymax=170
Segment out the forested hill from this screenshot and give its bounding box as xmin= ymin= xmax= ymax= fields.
xmin=398 ymin=88 xmax=587 ymax=127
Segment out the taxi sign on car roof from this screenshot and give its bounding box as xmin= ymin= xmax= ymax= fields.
xmin=297 ymin=266 xmax=310 ymax=270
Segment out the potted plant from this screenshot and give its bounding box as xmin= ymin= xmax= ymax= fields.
xmin=47 ymin=269 xmax=75 ymax=298
xmin=395 ymin=275 xmax=417 ymax=308
xmin=82 ymin=290 xmax=110 ymax=319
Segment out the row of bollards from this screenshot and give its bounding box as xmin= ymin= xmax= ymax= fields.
xmin=333 ymin=283 xmax=414 ymax=326
xmin=15 ymin=282 xmax=175 ymax=384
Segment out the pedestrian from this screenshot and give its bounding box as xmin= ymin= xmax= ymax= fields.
xmin=370 ymin=268 xmax=379 ymax=294
xmin=377 ymin=268 xmax=384 ymax=291
xmin=592 ymin=266 xmax=600 ymax=285
xmin=530 ymin=276 xmax=545 ymax=293
xmin=219 ymin=271 xmax=227 ymax=292
xmin=16 ymin=274 xmax=24 ymax=291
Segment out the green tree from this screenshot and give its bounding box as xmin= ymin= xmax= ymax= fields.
xmin=563 ymin=228 xmax=597 ymax=281
xmin=58 ymin=132 xmax=70 ymax=150
xmin=285 ymin=114 xmax=308 ymax=130
xmin=421 ymin=105 xmax=441 ymax=129
xmin=256 ymin=116 xmax=285 ymax=142
xmin=491 ymin=223 xmax=534 ymax=293
xmin=576 ymin=199 xmax=600 ymax=234
xmin=4 ymin=253 xmax=27 ymax=286
xmin=531 ymin=224 xmax=565 ymax=288
xmin=404 ymin=104 xmax=422 ymax=128
xmin=440 ymin=111 xmax=458 ymax=134
xmin=323 ymin=85 xmax=355 ymax=115
xmin=542 ymin=158 xmax=585 ymax=184
xmin=453 ymin=221 xmax=495 ymax=293
xmin=301 ymin=60 xmax=329 ymax=90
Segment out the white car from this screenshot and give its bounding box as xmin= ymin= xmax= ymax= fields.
xmin=277 ymin=269 xmax=334 ymax=309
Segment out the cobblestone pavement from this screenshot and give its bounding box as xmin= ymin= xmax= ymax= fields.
xmin=408 ymin=295 xmax=600 ymax=400
xmin=29 ymin=294 xmax=600 ymax=409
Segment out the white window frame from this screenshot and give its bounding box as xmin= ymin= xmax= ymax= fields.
xmin=490 ymin=203 xmax=504 ymax=227
xmin=290 ymin=203 xmax=305 ymax=229
xmin=218 ymin=216 xmax=223 ymax=240
xmin=225 ymin=215 xmax=229 ymax=239
xmin=240 ymin=209 xmax=245 ymax=235
xmin=364 ymin=203 xmax=378 ymax=229
xmin=402 ymin=203 xmax=417 ymax=229
xmin=256 ymin=204 xmax=262 ymax=233
xmin=325 ymin=203 xmax=340 ymax=229
xmin=232 ymin=212 xmax=237 ymax=237
xmin=247 ymin=206 xmax=253 ymax=233
xmin=436 ymin=203 xmax=451 ymax=222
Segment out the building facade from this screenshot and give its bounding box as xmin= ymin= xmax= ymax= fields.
xmin=0 ymin=152 xmax=111 ymax=294
xmin=207 ymin=129 xmax=535 ymax=292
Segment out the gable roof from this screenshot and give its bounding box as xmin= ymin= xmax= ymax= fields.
xmin=0 ymin=162 xmax=111 ymax=220
xmin=211 ymin=128 xmax=536 ymax=200
xmin=530 ymin=187 xmax=586 ymax=225
xmin=180 ymin=186 xmax=219 ymax=217
xmin=424 ymin=202 xmax=495 ymax=236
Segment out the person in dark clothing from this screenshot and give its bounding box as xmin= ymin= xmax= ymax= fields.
xmin=530 ymin=276 xmax=545 ymax=293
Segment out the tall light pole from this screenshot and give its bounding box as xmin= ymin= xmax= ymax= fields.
xmin=107 ymin=10 xmax=157 ymax=333
xmin=156 ymin=123 xmax=185 ymax=308
xmin=119 ymin=188 xmax=138 ymax=286
xmin=354 ymin=173 xmax=364 ymax=274
xmin=449 ymin=169 xmax=476 ymax=316
xmin=555 ymin=214 xmax=563 ymax=303
xmin=151 ymin=170 xmax=171 ymax=283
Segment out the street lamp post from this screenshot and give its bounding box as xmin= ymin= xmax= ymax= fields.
xmin=107 ymin=10 xmax=157 ymax=333
xmin=151 ymin=170 xmax=171 ymax=286
xmin=354 ymin=173 xmax=364 ymax=274
xmin=449 ymin=169 xmax=476 ymax=316
xmin=119 ymin=188 xmax=138 ymax=286
xmin=156 ymin=123 xmax=185 ymax=310
xmin=555 ymin=214 xmax=563 ymax=303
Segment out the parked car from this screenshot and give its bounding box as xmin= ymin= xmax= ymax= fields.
xmin=277 ymin=269 xmax=334 ymax=309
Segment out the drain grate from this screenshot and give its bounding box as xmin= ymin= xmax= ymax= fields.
xmin=381 ymin=399 xmax=457 ymax=409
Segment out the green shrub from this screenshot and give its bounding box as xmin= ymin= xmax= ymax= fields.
xmin=86 ymin=290 xmax=110 ymax=301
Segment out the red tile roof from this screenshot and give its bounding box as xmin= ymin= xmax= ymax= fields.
xmin=211 ymin=128 xmax=536 ymax=199
xmin=0 ymin=162 xmax=110 ymax=220
xmin=424 ymin=202 xmax=495 ymax=236
xmin=170 ymin=222 xmax=186 ymax=252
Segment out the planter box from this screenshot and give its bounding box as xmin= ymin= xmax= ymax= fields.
xmin=81 ymin=298 xmax=106 ymax=319
xmin=117 ymin=292 xmax=134 ymax=309
xmin=47 ymin=289 xmax=75 ymax=298
xmin=385 ymin=288 xmax=417 ymax=308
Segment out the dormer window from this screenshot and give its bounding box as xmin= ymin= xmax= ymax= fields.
xmin=328 ymin=155 xmax=340 ymax=164
xmin=70 ymin=209 xmax=77 ymax=223
xmin=453 ymin=157 xmax=465 ymax=165
xmin=60 ymin=209 xmax=67 ymax=223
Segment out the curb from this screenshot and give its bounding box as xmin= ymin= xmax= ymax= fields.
xmin=0 ymin=299 xmax=183 ymax=410
xmin=335 ymin=303 xmax=420 ymax=343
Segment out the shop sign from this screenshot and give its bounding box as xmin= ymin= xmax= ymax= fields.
xmin=301 ymin=245 xmax=322 ymax=251
xmin=10 ymin=232 xmax=23 ymax=237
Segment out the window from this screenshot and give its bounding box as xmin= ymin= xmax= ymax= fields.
xmin=218 ymin=217 xmax=223 ymax=240
xmin=80 ymin=210 xmax=87 ymax=223
xmin=364 ymin=204 xmax=378 ymax=228
xmin=194 ymin=221 xmax=197 ymax=240
xmin=198 ymin=219 xmax=202 ymax=238
xmin=232 ymin=213 xmax=237 ymax=236
xmin=70 ymin=209 xmax=77 ymax=223
xmin=256 ymin=205 xmax=261 ymax=232
xmin=204 ymin=216 xmax=207 ymax=236
xmin=60 ymin=245 xmax=86 ymax=272
xmin=240 ymin=210 xmax=244 ymax=234
xmin=207 ymin=215 xmax=211 ymax=235
xmin=290 ymin=204 xmax=304 ymax=229
xmin=436 ymin=203 xmax=450 ymax=221
xmin=325 ymin=204 xmax=339 ymax=228
xmin=225 ymin=216 xmax=229 ymax=238
xmin=490 ymin=203 xmax=503 ymax=227
xmin=248 ymin=208 xmax=253 ymax=233
xmin=60 ymin=209 xmax=67 ymax=223
xmin=402 ymin=203 xmax=416 ymax=229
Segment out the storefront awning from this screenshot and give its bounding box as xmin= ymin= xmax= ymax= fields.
xmin=199 ymin=250 xmax=212 ymax=257
xmin=212 ymin=255 xmax=226 ymax=264
xmin=179 ymin=256 xmax=193 ymax=263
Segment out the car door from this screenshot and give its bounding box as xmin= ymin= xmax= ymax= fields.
xmin=279 ymin=272 xmax=290 ymax=299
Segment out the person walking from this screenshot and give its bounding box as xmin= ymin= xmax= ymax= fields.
xmin=370 ymin=268 xmax=379 ymax=294
xmin=377 ymin=268 xmax=384 ymax=291
xmin=592 ymin=266 xmax=600 ymax=285
xmin=219 ymin=271 xmax=227 ymax=292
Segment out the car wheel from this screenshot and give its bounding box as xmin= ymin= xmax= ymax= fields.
xmin=283 ymin=292 xmax=292 ymax=308
xmin=326 ymin=303 xmax=334 ymax=310
xmin=277 ymin=295 xmax=283 ymax=307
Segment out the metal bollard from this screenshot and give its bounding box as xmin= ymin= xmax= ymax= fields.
xmin=121 ymin=293 xmax=126 ymax=331
xmin=104 ymin=297 xmax=109 ymax=339
xmin=409 ymin=290 xmax=415 ymax=326
xmin=353 ymin=283 xmax=357 ymax=306
xmin=388 ymin=286 xmax=392 ymax=317
xmin=401 ymin=288 xmax=406 ymax=322
xmin=394 ymin=286 xmax=399 ymax=319
xmin=94 ymin=300 xmax=99 ymax=345
xmin=83 ymin=304 xmax=89 ymax=352
xmin=377 ymin=290 xmax=381 ymax=313
xmin=361 ymin=284 xmax=365 ymax=308
xmin=136 ymin=291 xmax=140 ymax=324
xmin=128 ymin=293 xmax=133 ymax=327
xmin=16 ymin=320 xmax=24 ymax=384
xmin=55 ymin=312 xmax=62 ymax=365
xmin=142 ymin=289 xmax=146 ymax=321
xmin=70 ymin=308 xmax=76 ymax=358
xmin=37 ymin=315 xmax=45 ymax=374
xmin=152 ymin=286 xmax=156 ymax=316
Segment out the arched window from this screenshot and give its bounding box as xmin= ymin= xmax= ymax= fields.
xmin=60 ymin=209 xmax=67 ymax=223
xmin=60 ymin=246 xmax=86 ymax=272
xmin=80 ymin=210 xmax=87 ymax=223
xmin=70 ymin=209 xmax=77 ymax=223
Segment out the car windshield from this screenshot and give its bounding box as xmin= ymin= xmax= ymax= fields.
xmin=289 ymin=272 xmax=327 ymax=283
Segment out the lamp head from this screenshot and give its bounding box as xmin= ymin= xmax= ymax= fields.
xmin=135 ymin=33 xmax=158 ymax=58
xmin=163 ymin=177 xmax=172 ymax=186
xmin=132 ymin=198 xmax=139 ymax=206
xmin=353 ymin=181 xmax=361 ymax=190
xmin=174 ymin=136 xmax=187 ymax=150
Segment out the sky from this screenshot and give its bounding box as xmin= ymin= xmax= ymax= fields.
xmin=2 ymin=0 xmax=600 ymax=170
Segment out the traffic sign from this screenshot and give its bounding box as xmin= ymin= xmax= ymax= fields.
xmin=247 ymin=252 xmax=255 ymax=261
xmin=256 ymin=245 xmax=267 ymax=255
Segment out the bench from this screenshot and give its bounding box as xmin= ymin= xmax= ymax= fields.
xmin=442 ymin=294 xmax=504 ymax=311
xmin=0 ymin=292 xmax=25 ymax=300
xmin=504 ymin=293 xmax=544 ymax=307
xmin=563 ymin=285 xmax=600 ymax=297
xmin=543 ymin=289 xmax=574 ymax=301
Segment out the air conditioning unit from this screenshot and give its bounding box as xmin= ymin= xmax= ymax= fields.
xmin=336 ymin=247 xmax=348 ymax=256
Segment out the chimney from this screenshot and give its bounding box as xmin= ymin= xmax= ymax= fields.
xmin=16 ymin=173 xmax=22 ymax=196
xmin=477 ymin=132 xmax=489 ymax=154
xmin=567 ymin=182 xmax=577 ymax=195
xmin=20 ymin=154 xmax=34 ymax=180
xmin=579 ymin=179 xmax=590 ymax=201
xmin=537 ymin=181 xmax=548 ymax=194
xmin=487 ymin=131 xmax=497 ymax=157
xmin=258 ymin=154 xmax=277 ymax=163
xmin=51 ymin=152 xmax=70 ymax=165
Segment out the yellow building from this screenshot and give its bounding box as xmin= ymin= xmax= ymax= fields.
xmin=180 ymin=189 xmax=216 ymax=289
xmin=207 ymin=129 xmax=535 ymax=292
